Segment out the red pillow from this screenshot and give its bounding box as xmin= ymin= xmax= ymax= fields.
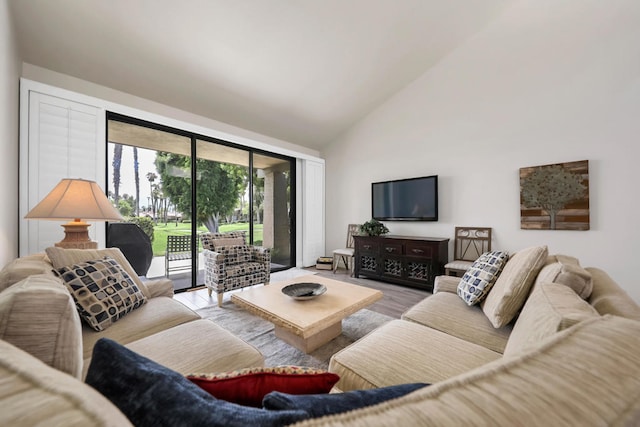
xmin=186 ymin=366 xmax=340 ymax=407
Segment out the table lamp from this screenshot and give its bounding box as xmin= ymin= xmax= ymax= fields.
xmin=25 ymin=178 xmax=124 ymax=249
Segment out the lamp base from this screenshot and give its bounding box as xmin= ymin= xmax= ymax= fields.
xmin=55 ymin=220 xmax=98 ymax=249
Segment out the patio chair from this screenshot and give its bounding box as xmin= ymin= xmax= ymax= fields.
xmin=200 ymin=231 xmax=271 ymax=307
xmin=165 ymin=235 xmax=196 ymax=277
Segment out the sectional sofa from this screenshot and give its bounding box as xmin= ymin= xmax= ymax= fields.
xmin=0 ymin=247 xmax=264 ymax=382
xmin=1 ymin=245 xmax=640 ymax=425
xmin=312 ymin=246 xmax=640 ymax=425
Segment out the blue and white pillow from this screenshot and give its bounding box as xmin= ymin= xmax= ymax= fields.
xmin=457 ymin=251 xmax=509 ymax=306
xmin=54 ymin=257 xmax=146 ymax=331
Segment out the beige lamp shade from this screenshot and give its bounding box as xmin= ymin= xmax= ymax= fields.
xmin=25 ymin=178 xmax=123 ymax=249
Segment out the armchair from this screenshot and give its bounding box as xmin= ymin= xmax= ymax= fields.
xmin=200 ymin=231 xmax=271 ymax=307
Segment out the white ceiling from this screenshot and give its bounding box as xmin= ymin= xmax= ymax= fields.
xmin=9 ymin=0 xmax=513 ymax=150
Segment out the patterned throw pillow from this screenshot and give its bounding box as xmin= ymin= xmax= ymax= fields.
xmin=45 ymin=246 xmax=150 ymax=299
xmin=54 ymin=257 xmax=147 ymax=332
xmin=186 ymin=366 xmax=340 ymax=407
xmin=457 ymin=251 xmax=510 ymax=306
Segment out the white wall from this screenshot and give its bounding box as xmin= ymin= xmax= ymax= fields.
xmin=0 ymin=0 xmax=21 ymax=266
xmin=21 ymin=64 xmax=321 ymax=160
xmin=323 ymin=0 xmax=640 ymax=302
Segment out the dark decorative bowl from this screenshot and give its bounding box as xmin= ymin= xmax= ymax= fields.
xmin=282 ymin=282 xmax=327 ymax=300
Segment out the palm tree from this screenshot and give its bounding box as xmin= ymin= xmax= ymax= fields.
xmin=146 ymin=172 xmax=158 ymax=220
xmin=112 ymin=144 xmax=123 ymax=203
xmin=133 ymin=147 xmax=140 ymax=216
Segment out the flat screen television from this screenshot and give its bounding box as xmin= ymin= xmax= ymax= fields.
xmin=371 ymin=175 xmax=438 ymax=221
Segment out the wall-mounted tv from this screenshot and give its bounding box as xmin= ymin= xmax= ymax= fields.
xmin=372 ymin=175 xmax=438 ymax=221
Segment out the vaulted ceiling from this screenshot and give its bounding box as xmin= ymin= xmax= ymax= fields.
xmin=9 ymin=0 xmax=513 ymax=150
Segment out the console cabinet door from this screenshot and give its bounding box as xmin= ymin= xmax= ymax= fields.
xmin=380 ymin=241 xmax=403 ymax=281
xmin=355 ymin=236 xmax=379 ymax=276
xmin=404 ymin=241 xmax=436 ymax=286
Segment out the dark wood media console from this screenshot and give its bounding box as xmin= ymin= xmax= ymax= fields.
xmin=353 ymin=235 xmax=449 ymax=292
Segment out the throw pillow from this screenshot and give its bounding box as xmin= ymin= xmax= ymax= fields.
xmin=482 ymin=245 xmax=548 ymax=328
xmin=200 ymin=231 xmax=246 ymax=251
xmin=213 ymin=238 xmax=246 ymax=249
xmin=53 ymin=257 xmax=147 ymax=332
xmin=457 ymin=251 xmax=509 ymax=306
xmin=503 ymin=282 xmax=599 ymax=357
xmin=263 ymin=382 xmax=429 ymax=417
xmin=187 ymin=366 xmax=340 ymax=408
xmin=534 ymin=254 xmax=593 ymax=299
xmin=85 ymin=338 xmax=309 ymax=427
xmin=45 ymin=246 xmax=151 ymax=298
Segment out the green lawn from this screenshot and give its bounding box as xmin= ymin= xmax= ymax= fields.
xmin=151 ymin=222 xmax=263 ymax=256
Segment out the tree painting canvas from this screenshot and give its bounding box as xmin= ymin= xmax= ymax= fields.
xmin=520 ymin=160 xmax=590 ymax=230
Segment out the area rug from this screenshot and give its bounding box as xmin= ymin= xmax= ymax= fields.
xmin=196 ymin=302 xmax=392 ymax=370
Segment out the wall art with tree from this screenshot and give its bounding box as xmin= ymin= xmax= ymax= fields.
xmin=520 ymin=160 xmax=590 ymax=230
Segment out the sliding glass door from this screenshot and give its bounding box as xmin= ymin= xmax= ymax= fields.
xmin=107 ymin=119 xmax=196 ymax=291
xmin=193 ymin=140 xmax=294 ymax=265
xmin=106 ymin=114 xmax=295 ymax=292
xmin=253 ymin=153 xmax=293 ymax=268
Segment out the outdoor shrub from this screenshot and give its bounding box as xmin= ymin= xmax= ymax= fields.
xmin=127 ymin=216 xmax=155 ymax=242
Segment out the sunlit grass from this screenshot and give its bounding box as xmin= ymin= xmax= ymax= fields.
xmin=151 ymin=222 xmax=263 ymax=256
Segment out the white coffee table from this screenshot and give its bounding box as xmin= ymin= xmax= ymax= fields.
xmin=231 ymin=275 xmax=383 ymax=353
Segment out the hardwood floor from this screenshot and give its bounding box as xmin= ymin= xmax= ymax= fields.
xmin=309 ymin=268 xmax=431 ymax=318
xmin=173 ymin=266 xmax=431 ymax=318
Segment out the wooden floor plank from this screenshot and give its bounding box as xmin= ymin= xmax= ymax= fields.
xmin=309 ymin=268 xmax=431 ymax=318
xmin=173 ymin=266 xmax=432 ymax=319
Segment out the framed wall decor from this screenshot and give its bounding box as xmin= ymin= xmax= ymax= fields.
xmin=520 ymin=160 xmax=590 ymax=230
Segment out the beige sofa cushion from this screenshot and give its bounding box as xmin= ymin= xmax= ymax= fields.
xmin=0 ymin=339 xmax=132 ymax=427
xmin=587 ymin=267 xmax=640 ymax=320
xmin=0 ymin=274 xmax=83 ymax=378
xmin=143 ymin=277 xmax=175 ymax=298
xmin=120 ymin=319 xmax=264 ymax=377
xmin=432 ymin=274 xmax=460 ymax=294
xmin=45 ymin=246 xmax=151 ymax=299
xmin=81 ymin=296 xmax=200 ymax=359
xmin=402 ymin=292 xmax=511 ymax=353
xmin=534 ymin=254 xmax=593 ymax=298
xmin=0 ymin=253 xmax=52 ymax=292
xmin=503 ymin=282 xmax=599 ymax=357
xmin=329 ymin=320 xmax=501 ymax=392
xmin=298 ymin=315 xmax=640 ymax=427
xmin=482 ymin=245 xmax=548 ymax=328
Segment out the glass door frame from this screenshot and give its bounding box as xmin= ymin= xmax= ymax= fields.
xmin=105 ymin=112 xmax=296 ymax=291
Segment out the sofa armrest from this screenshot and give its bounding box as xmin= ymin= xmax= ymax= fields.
xmin=203 ymin=248 xmax=226 ymax=274
xmin=143 ymin=278 xmax=175 ymax=298
xmin=0 ymin=274 xmax=83 ymax=378
xmin=251 ymin=246 xmax=271 ymax=265
xmin=433 ymin=275 xmax=461 ymax=294
xmin=0 ymin=253 xmax=54 ymax=292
